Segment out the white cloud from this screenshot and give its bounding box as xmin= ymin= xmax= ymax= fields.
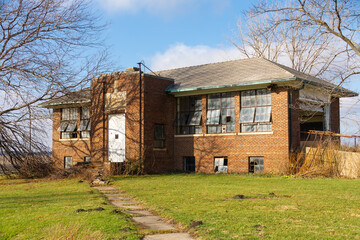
xmin=98 ymin=0 xmax=196 ymax=14
xmin=97 ymin=0 xmax=230 ymax=16
xmin=148 ymin=43 xmax=243 ymax=71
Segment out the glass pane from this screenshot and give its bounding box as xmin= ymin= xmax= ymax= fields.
xmin=255 ymin=107 xmax=271 ymax=123
xmin=190 ymin=96 xmax=202 ymax=111
xmin=208 ymin=93 xmax=221 ymax=109
xmin=188 ymin=111 xmax=202 ymax=125
xmin=241 ymin=123 xmax=256 ymax=132
xmin=66 ymin=121 xmax=77 ymax=132
xmin=239 ymin=108 xmax=255 ymax=123
xmin=57 ymin=121 xmax=68 ymax=132
xmin=81 ymin=107 xmax=90 ymax=119
xmin=179 ymin=126 xmax=189 ymax=135
xmin=154 ymin=125 xmax=165 ymax=140
xmin=195 ymin=126 xmax=202 ymax=134
xmin=241 ymin=90 xmax=255 ymax=107
xmin=221 ymin=92 xmax=235 ymax=108
xmin=62 ymin=108 xmax=70 ymax=120
xmin=180 ymin=97 xmax=190 ymax=112
xmin=208 ymin=125 xmax=221 ymax=133
xmin=206 ymin=110 xmax=220 ymax=125
xmin=81 ymin=131 xmax=90 ymax=138
xmin=257 ymin=89 xmax=271 ymax=106
xmin=79 ymin=120 xmax=89 ymax=131
xmin=180 ymin=113 xmax=189 ymax=126
xmin=69 ymin=108 xmax=78 ymax=120
xmin=221 ymin=109 xmax=235 ymax=124
xmin=226 ymin=124 xmax=235 ymax=133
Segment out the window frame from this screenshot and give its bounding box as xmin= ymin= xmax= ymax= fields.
xmin=206 ymin=92 xmax=235 ymax=134
xmin=249 ymin=156 xmax=264 ymax=173
xmin=64 ymin=156 xmax=73 ymax=168
xmin=183 ymin=156 xmax=195 ymax=172
xmin=154 ymin=124 xmax=165 ymax=148
xmin=214 ymin=156 xmax=228 ymax=173
xmin=240 ymin=89 xmax=272 ymax=133
xmin=177 ymin=96 xmax=202 ymax=135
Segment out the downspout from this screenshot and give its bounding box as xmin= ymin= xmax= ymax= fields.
xmin=138 ymin=63 xmax=142 ymax=171
xmin=289 ymin=82 xmax=305 ymax=151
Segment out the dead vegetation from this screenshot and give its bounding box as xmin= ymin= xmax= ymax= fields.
xmin=289 ymin=132 xmax=360 ymax=178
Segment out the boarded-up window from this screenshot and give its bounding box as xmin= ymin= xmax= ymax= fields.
xmin=177 ymin=96 xmax=202 ymax=134
xmin=207 ymin=92 xmax=235 ymax=133
xmin=240 ymin=89 xmax=272 ymax=132
xmin=154 ymin=124 xmax=165 ymax=148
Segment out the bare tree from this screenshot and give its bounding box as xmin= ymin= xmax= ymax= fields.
xmin=0 ymin=0 xmax=110 ymax=176
xmin=234 ymin=0 xmax=360 ymax=86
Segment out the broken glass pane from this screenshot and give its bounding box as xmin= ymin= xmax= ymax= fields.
xmin=221 ymin=109 xmax=235 ymax=124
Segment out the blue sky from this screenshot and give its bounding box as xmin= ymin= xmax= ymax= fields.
xmin=94 ymin=0 xmax=253 ymax=71
xmin=89 ymin=0 xmax=360 ymax=136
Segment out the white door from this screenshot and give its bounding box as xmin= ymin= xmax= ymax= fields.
xmin=108 ymin=114 xmax=125 ymax=162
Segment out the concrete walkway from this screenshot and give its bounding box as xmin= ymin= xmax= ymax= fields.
xmin=93 ymin=186 xmax=195 ymax=240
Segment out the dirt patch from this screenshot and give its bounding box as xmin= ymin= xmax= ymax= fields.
xmin=231 ymin=193 xmax=291 ymax=200
xmin=75 ymin=207 xmax=105 ymax=213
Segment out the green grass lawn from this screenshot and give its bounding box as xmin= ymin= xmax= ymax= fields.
xmin=0 ymin=178 xmax=141 ymax=240
xmin=113 ymin=174 xmax=360 ymax=239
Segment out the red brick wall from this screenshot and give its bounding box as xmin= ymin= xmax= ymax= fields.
xmin=52 ymin=108 xmax=91 ymax=169
xmin=90 ymin=72 xmax=143 ymax=166
xmin=143 ymin=75 xmax=175 ymax=173
xmin=173 ymin=88 xmax=290 ymax=173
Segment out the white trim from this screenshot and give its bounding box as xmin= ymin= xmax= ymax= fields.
xmin=175 ymin=134 xmax=204 ymax=138
xmin=205 ymin=133 xmax=237 ymax=136
xmin=237 ymin=131 xmax=273 ymax=135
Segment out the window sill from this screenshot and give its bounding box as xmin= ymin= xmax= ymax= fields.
xmin=175 ymin=134 xmax=203 ymax=137
xmin=153 ymin=148 xmax=167 ymax=151
xmin=59 ymin=138 xmax=90 ymax=141
xmin=205 ymin=133 xmax=237 ymax=136
xmin=238 ymin=131 xmax=273 ymax=135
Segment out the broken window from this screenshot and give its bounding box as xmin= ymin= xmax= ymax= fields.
xmin=177 ymin=96 xmax=202 ymax=134
xmin=240 ymin=89 xmax=272 ymax=132
xmin=154 ymin=124 xmax=165 ymax=148
xmin=184 ymin=156 xmax=195 ymax=172
xmin=59 ymin=108 xmax=78 ymax=139
xmin=249 ymin=156 xmax=264 ymax=173
xmin=207 ymin=92 xmax=235 ymax=133
xmin=214 ymin=156 xmax=228 ymax=173
xmin=64 ymin=156 xmax=72 ymax=168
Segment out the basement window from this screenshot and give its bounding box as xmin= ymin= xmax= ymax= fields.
xmin=249 ymin=156 xmax=264 ymax=173
xmin=84 ymin=156 xmax=91 ymax=162
xmin=64 ymin=156 xmax=73 ymax=168
xmin=184 ymin=156 xmax=195 ymax=172
xmin=154 ymin=124 xmax=165 ymax=148
xmin=214 ymin=156 xmax=228 ymax=173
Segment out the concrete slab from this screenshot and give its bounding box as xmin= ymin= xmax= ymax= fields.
xmin=107 ymin=196 xmax=132 ymax=201
xmin=143 ymin=233 xmax=194 ymax=240
xmin=110 ymin=200 xmax=138 ymax=206
xmin=122 ymin=205 xmax=144 ymax=210
xmin=125 ymin=210 xmax=153 ymax=216
xmin=132 ymin=216 xmax=175 ymax=230
xmin=93 ymin=186 xmax=117 ymax=191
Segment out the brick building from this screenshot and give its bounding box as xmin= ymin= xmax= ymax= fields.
xmin=39 ymin=58 xmax=357 ymax=174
